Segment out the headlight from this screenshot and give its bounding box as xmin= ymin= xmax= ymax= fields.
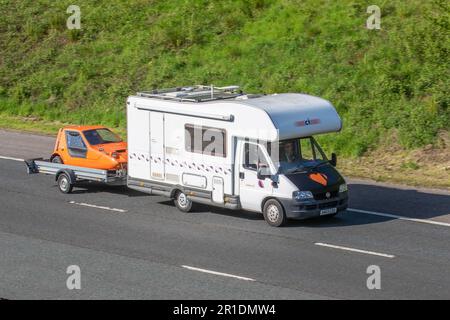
xmin=339 ymin=183 xmax=348 ymax=193
xmin=293 ymin=190 xmax=314 ymax=200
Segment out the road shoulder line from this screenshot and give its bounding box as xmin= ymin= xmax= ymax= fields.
xmin=348 ymin=208 xmax=450 ymax=228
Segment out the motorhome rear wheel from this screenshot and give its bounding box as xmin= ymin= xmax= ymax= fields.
xmin=174 ymin=191 xmax=193 ymax=212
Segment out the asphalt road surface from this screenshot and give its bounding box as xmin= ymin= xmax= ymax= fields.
xmin=0 ymin=129 xmax=449 ymax=299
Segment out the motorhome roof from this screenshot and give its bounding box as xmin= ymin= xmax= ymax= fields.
xmin=235 ymin=93 xmax=343 ymax=139
xmin=130 ymin=87 xmax=342 ymax=140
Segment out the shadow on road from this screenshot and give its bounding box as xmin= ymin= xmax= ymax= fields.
xmin=69 ymin=183 xmax=148 ymax=197
xmin=348 ymin=183 xmax=450 ymax=220
xmin=66 ymin=180 xmax=450 ymax=225
xmin=288 ymin=183 xmax=450 ymax=228
xmin=157 ymin=200 xmax=264 ymax=221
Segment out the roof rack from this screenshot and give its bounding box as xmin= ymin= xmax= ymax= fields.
xmin=136 ymin=85 xmax=243 ymax=102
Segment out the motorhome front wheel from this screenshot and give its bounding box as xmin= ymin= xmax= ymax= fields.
xmin=263 ymin=200 xmax=287 ymax=227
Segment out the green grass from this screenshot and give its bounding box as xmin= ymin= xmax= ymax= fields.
xmin=0 ymin=114 xmax=62 ymax=135
xmin=401 ymin=161 xmax=420 ymax=170
xmin=0 ymin=0 xmax=448 ymax=157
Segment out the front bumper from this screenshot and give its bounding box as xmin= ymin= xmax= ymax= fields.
xmin=280 ymin=192 xmax=348 ymax=220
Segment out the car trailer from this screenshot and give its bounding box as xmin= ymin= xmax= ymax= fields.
xmin=25 ymin=158 xmax=127 ymax=194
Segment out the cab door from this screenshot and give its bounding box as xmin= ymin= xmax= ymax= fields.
xmin=238 ymin=141 xmax=273 ymax=212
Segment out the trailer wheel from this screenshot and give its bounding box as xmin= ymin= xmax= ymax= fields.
xmin=263 ymin=199 xmax=287 ymax=227
xmin=57 ymin=173 xmax=73 ymax=194
xmin=174 ymin=191 xmax=193 ymax=212
xmin=52 ymin=155 xmax=63 ymax=164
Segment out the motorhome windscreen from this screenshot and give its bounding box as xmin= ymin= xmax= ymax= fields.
xmin=268 ymin=137 xmax=328 ymax=174
xmin=83 ymin=129 xmax=122 ymax=145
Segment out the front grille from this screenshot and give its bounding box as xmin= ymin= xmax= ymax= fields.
xmin=314 ymin=190 xmax=338 ymax=200
xmin=319 ymin=201 xmax=338 ymax=209
xmin=297 ymin=201 xmax=339 ymax=211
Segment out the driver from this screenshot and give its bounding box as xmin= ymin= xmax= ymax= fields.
xmin=280 ymin=141 xmax=297 ymax=163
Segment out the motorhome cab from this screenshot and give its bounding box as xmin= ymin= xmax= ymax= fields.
xmin=126 ymin=85 xmax=348 ymax=227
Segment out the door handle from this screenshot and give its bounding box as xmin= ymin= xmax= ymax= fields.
xmin=239 ymin=172 xmax=245 ymax=179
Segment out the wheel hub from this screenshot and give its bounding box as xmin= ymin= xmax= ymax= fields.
xmin=178 ymin=193 xmax=188 ymax=207
xmin=60 ymin=177 xmax=68 ymax=191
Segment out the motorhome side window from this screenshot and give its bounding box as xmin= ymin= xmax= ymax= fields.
xmin=243 ymin=143 xmax=269 ymax=170
xmin=184 ymin=124 xmax=226 ymax=157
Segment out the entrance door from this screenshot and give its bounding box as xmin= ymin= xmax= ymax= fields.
xmin=238 ymin=142 xmax=273 ymax=212
xmin=212 ymin=176 xmax=224 ymax=204
xmin=150 ymin=112 xmax=165 ymax=180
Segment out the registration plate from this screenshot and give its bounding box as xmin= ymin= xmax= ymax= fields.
xmin=320 ymin=207 xmax=337 ymax=215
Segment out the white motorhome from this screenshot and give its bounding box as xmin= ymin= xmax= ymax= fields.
xmin=126 ymin=85 xmax=348 ymax=226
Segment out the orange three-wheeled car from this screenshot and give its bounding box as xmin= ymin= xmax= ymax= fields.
xmin=50 ymin=125 xmax=127 ymax=170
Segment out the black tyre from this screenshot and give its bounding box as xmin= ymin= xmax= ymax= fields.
xmin=57 ymin=173 xmax=73 ymax=194
xmin=263 ymin=199 xmax=287 ymax=227
xmin=174 ymin=190 xmax=193 ymax=212
xmin=52 ymin=155 xmax=63 ymax=164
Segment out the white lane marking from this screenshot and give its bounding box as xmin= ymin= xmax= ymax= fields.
xmin=315 ymin=242 xmax=395 ymax=259
xmin=69 ymin=201 xmax=127 ymax=213
xmin=348 ymin=208 xmax=450 ymax=228
xmin=0 ymin=156 xmax=24 ymax=162
xmin=182 ymin=265 xmax=255 ymax=281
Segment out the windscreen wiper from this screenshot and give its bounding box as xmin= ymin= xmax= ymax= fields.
xmin=290 ymin=165 xmax=307 ymax=173
xmin=307 ymin=161 xmax=328 ymax=172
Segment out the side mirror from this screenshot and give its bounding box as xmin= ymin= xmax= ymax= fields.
xmin=330 ymin=153 xmax=337 ymax=167
xmin=257 ymin=166 xmax=271 ymax=180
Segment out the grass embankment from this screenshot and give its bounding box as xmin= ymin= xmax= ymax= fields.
xmin=0 ymin=1 xmax=448 ymax=188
